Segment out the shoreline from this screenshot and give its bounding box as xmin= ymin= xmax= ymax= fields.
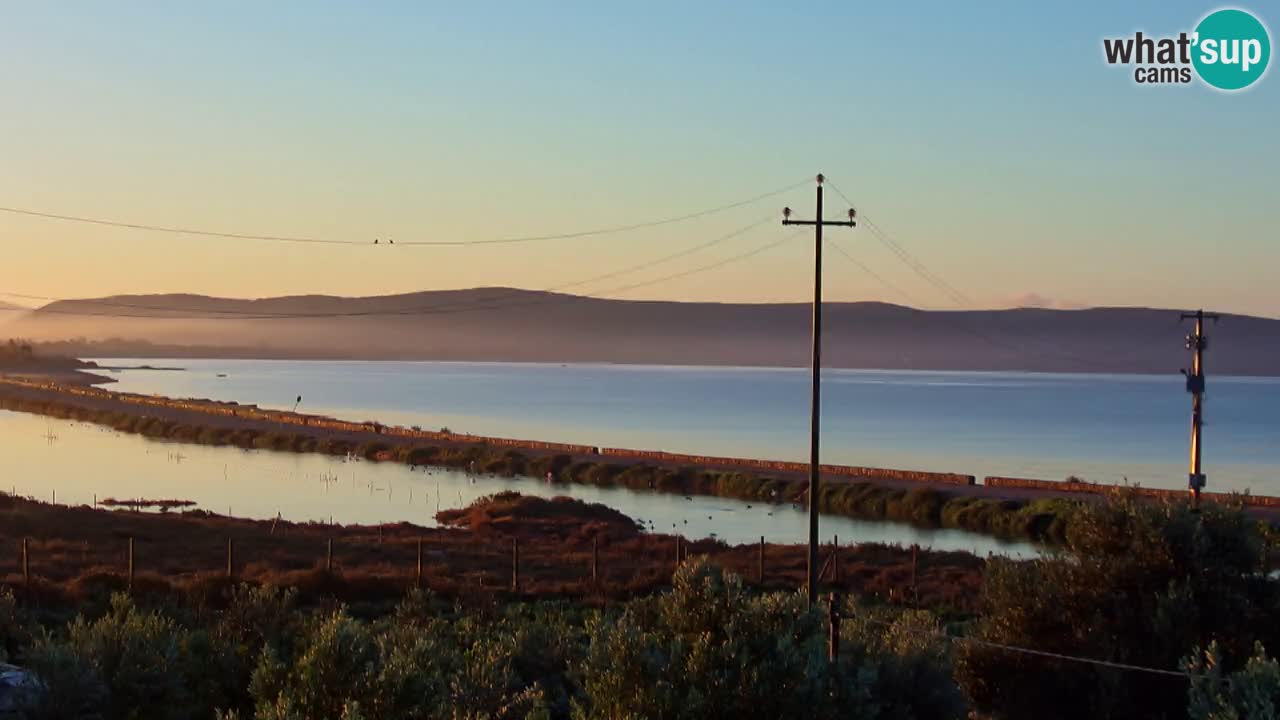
xmin=53 ymin=351 xmax=1280 ymax=380
xmin=2 ymin=374 xmax=1276 ymax=543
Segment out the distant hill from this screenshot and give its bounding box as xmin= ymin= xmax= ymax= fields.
xmin=10 ymin=288 xmax=1280 ymax=375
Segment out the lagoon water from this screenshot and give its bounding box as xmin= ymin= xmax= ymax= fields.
xmin=96 ymin=359 xmax=1280 ymax=494
xmin=6 ymin=358 xmax=1278 ymax=559
xmin=0 ymin=411 xmax=1032 ymax=556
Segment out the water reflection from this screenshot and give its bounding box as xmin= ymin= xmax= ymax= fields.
xmin=0 ymin=411 xmax=1037 ymax=557
xmin=96 ymin=359 xmax=1280 ymax=493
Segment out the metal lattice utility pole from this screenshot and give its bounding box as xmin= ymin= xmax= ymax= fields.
xmin=1181 ymin=309 xmax=1219 ymax=507
xmin=782 ymin=173 xmax=856 ymax=606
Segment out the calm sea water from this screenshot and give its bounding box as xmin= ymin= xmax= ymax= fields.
xmin=96 ymin=359 xmax=1280 ymax=494
xmin=0 ymin=411 xmax=1032 ymax=556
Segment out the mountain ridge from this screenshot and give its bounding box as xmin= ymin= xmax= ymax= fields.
xmin=10 ymin=288 xmax=1280 ymax=375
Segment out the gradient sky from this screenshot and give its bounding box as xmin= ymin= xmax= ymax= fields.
xmin=1 ymin=1 xmax=1277 ymax=315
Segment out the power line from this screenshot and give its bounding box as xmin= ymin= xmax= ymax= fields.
xmin=541 ymin=217 xmax=775 ymax=293
xmin=957 ymin=636 xmax=1189 ymax=679
xmin=823 ymin=180 xmax=1142 ymax=370
xmin=824 ymin=238 xmax=920 ymax=306
xmin=862 ymin=217 xmax=971 ymax=306
xmin=0 ymin=224 xmax=793 ymax=322
xmin=0 ymin=216 xmax=771 ymax=318
xmin=855 ymin=612 xmax=1190 ymax=679
xmin=602 ymin=230 xmax=800 ymax=297
xmin=826 ymin=183 xmax=970 ymax=306
xmin=0 ymin=179 xmax=808 ymax=248
xmin=401 ymin=180 xmax=807 ymax=246
xmin=0 ymin=217 xmax=772 ymax=319
xmin=338 ymin=221 xmax=791 ymax=316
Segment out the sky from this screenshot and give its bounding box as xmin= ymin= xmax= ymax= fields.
xmin=1 ymin=1 xmax=1277 ymax=316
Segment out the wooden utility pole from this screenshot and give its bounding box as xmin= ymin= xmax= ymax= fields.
xmin=783 ymin=174 xmax=856 ymax=606
xmin=1181 ymin=310 xmax=1219 ymax=507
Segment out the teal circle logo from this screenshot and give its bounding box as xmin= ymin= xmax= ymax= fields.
xmin=1192 ymin=9 xmax=1271 ymax=90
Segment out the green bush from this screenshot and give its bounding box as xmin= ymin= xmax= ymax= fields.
xmin=22 ymin=630 xmax=107 ymax=720
xmin=22 ymin=593 xmax=188 ymax=720
xmin=402 ymin=446 xmax=439 ymax=466
xmin=355 ymin=442 xmax=391 ymax=460
xmin=1186 ymin=641 xmax=1280 ymax=720
xmin=573 ymin=558 xmax=962 ymax=720
xmin=248 ymin=599 xmax=580 ymax=719
xmin=956 ymin=491 xmax=1280 ymax=719
xmin=250 ymin=609 xmax=379 ymax=719
xmin=0 ymin=586 xmax=31 ymax=663
xmin=183 ymin=585 xmax=301 ymax=717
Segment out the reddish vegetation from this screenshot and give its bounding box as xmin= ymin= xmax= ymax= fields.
xmin=436 ymin=492 xmax=643 ymax=543
xmin=0 ymin=492 xmax=985 ymax=613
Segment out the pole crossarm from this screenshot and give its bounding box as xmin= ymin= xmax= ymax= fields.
xmin=783 ymin=219 xmax=857 ymax=227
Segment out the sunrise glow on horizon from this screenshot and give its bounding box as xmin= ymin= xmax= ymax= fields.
xmin=2 ymin=1 xmax=1276 ymax=316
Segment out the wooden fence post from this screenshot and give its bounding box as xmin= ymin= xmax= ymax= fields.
xmin=674 ymin=535 xmax=682 ymax=574
xmin=326 ymin=538 xmax=333 ymax=573
xmin=758 ymin=536 xmax=765 ymax=585
xmin=833 ymin=535 xmax=840 ymax=584
xmin=910 ymin=544 xmax=919 ymax=606
xmin=127 ymin=537 xmax=135 ymax=593
xmin=416 ymin=538 xmax=423 ymax=587
xmin=592 ymin=536 xmax=599 ymax=586
xmin=828 ymin=592 xmax=841 ymax=664
xmin=21 ymin=538 xmax=30 ymax=603
xmin=226 ymin=537 xmax=234 ymax=580
xmin=511 ymin=538 xmax=519 ymax=593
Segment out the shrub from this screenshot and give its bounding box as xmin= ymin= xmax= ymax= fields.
xmin=22 ymin=593 xmax=188 ymax=720
xmin=402 ymin=446 xmax=439 ymax=466
xmin=1186 ymin=641 xmax=1280 ymax=720
xmin=0 ymin=588 xmax=34 ymax=666
xmin=21 ymin=629 xmax=107 ymax=720
xmin=250 ymin=609 xmax=378 ymax=719
xmin=248 ymin=600 xmax=578 ymax=719
xmin=573 ymin=559 xmax=962 ymax=720
xmin=354 ymin=442 xmax=390 ymax=460
xmin=957 ymin=491 xmax=1280 ymax=719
